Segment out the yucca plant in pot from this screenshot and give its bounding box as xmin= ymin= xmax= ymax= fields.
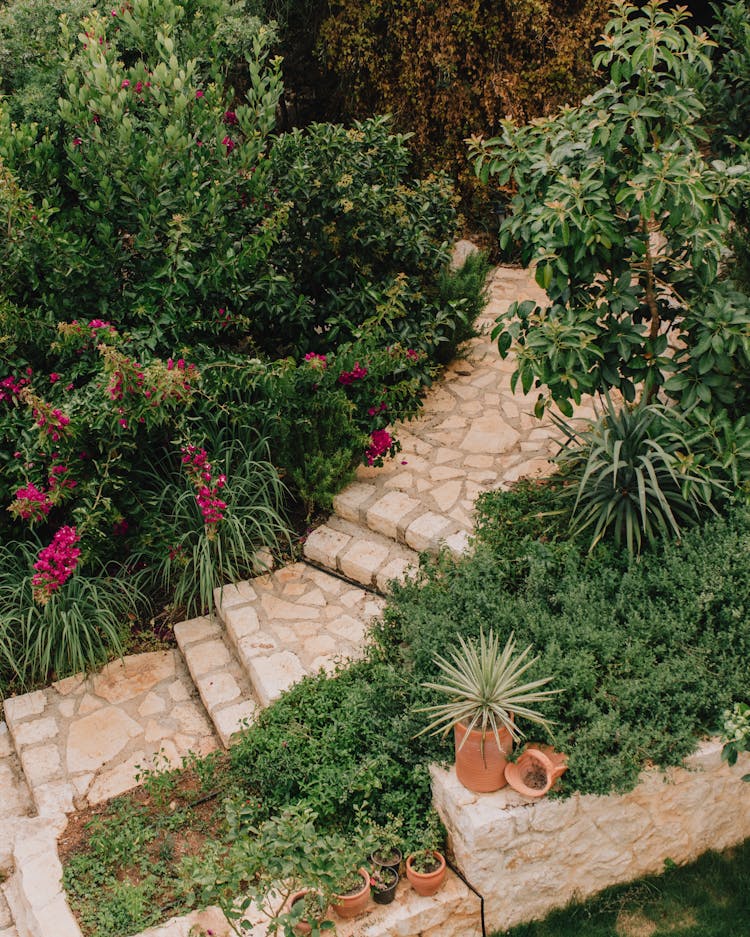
xmin=415 ymin=629 xmax=558 ymax=793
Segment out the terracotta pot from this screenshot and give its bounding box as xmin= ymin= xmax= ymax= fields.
xmin=454 ymin=720 xmax=513 ymax=793
xmin=504 ymin=744 xmax=568 ymax=798
xmin=286 ymin=890 xmax=326 ymax=937
xmin=405 ymin=851 xmax=446 ymax=896
xmin=331 ymin=867 xmax=370 ymax=919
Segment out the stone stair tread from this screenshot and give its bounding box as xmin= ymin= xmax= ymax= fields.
xmin=305 ymin=517 xmax=422 ymax=590
xmin=215 ymin=563 xmax=386 ymax=707
xmin=3 ymin=652 xmax=219 ymax=817
xmin=173 ymin=617 xmax=260 ymax=749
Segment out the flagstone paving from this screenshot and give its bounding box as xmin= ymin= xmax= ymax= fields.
xmin=3 ymin=650 xmax=218 ymax=819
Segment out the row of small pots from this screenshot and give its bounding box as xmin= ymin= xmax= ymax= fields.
xmin=288 ymin=850 xmax=448 ymax=932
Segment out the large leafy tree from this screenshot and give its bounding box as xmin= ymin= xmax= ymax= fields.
xmin=470 ymin=0 xmax=750 ymax=418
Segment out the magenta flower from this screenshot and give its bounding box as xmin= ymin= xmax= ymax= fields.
xmin=32 ymin=526 xmax=81 ymax=603
xmin=223 ymin=110 xmax=238 ymax=126
xmin=222 ymin=135 xmax=236 ymax=154
xmin=304 ymin=352 xmax=327 ymax=370
xmin=338 ymin=362 xmax=368 ymax=385
xmin=365 ymin=429 xmax=393 ymax=466
xmin=195 ymin=89 xmax=204 ymax=99
xmin=121 ymin=79 xmax=130 ymax=88
xmin=72 ymin=137 xmax=83 ymax=147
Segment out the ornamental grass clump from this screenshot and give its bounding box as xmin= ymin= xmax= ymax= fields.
xmin=553 ymin=398 xmax=726 ymax=554
xmin=415 ymin=628 xmax=558 ymax=751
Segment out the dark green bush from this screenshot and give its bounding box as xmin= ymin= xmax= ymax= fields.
xmin=315 ymin=0 xmax=610 ymax=213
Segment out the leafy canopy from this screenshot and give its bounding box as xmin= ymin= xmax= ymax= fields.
xmin=470 ymin=0 xmax=750 ymax=418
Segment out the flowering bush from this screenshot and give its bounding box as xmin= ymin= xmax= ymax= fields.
xmin=0 ymin=0 xmax=487 ymax=688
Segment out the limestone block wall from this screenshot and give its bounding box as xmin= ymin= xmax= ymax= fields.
xmin=431 ymin=739 xmax=750 ymax=933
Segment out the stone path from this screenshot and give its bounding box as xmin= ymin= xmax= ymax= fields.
xmin=0 ymin=262 xmax=580 ymax=937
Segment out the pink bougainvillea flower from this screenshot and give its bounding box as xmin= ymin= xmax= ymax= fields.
xmin=365 ymin=428 xmax=393 ymax=466
xmin=223 ymin=110 xmax=238 ymax=126
xmin=121 ymin=79 xmax=130 ymax=88
xmin=72 ymin=137 xmax=83 ymax=146
xmin=195 ymin=89 xmax=204 ymax=99
xmin=222 ymin=135 xmax=236 ymax=154
xmin=32 ymin=526 xmax=81 ymax=603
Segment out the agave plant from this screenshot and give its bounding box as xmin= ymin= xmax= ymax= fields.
xmin=553 ymin=397 xmax=726 ymax=554
xmin=415 ymin=629 xmax=558 ymax=751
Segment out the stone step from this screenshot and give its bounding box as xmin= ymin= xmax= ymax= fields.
xmin=173 ymin=617 xmax=260 ymax=749
xmin=2 ymin=652 xmax=218 ymax=818
xmin=330 ymin=484 xmax=473 ymax=560
xmin=0 ymin=720 xmax=36 ymax=875
xmin=303 ymin=517 xmax=427 ymax=591
xmin=215 ymin=563 xmax=386 ymax=707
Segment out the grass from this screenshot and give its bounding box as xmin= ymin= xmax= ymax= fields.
xmin=496 ymin=840 xmax=750 ymax=937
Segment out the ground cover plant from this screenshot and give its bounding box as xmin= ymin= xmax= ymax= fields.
xmin=0 ymin=0 xmax=488 ymax=692
xmin=494 ymin=840 xmax=750 ymax=937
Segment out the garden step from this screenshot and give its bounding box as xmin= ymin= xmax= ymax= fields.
xmin=0 ymin=721 xmax=35 ymax=870
xmin=2 ymin=652 xmax=218 ymax=818
xmin=303 ymin=518 xmax=425 ymax=591
xmin=173 ymin=616 xmax=260 ymax=748
xmin=215 ymin=563 xmax=386 ymax=707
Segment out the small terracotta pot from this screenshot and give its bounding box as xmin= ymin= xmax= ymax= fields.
xmin=504 ymin=744 xmax=568 ymax=798
xmin=454 ymin=721 xmax=513 ymax=793
xmin=405 ymin=851 xmax=446 ymax=896
xmin=331 ymin=867 xmax=371 ymax=919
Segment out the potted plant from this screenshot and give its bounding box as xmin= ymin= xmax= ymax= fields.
xmin=504 ymin=744 xmax=568 ymax=798
xmin=404 ymin=811 xmax=447 ymax=897
xmin=183 ymin=803 xmax=364 ymax=936
xmin=331 ymin=867 xmax=371 ymax=919
xmin=368 ymin=816 xmax=403 ymax=876
xmin=370 ymin=867 xmax=399 ymax=905
xmin=286 ymin=890 xmax=328 ymax=936
xmin=416 ymin=629 xmax=559 ymax=793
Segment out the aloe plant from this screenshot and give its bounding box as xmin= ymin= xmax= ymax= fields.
xmin=415 ymin=629 xmax=558 ymax=751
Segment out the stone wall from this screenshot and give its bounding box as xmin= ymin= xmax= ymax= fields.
xmin=431 ymin=739 xmax=750 ymax=933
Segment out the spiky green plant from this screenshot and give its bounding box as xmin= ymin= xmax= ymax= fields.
xmin=554 ymin=398 xmax=726 ymax=554
xmin=415 ymin=629 xmax=558 ymax=751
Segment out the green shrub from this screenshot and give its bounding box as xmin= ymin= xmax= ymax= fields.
xmin=471 ymin=0 xmax=749 ymax=417
xmin=704 ymin=0 xmax=750 ymax=155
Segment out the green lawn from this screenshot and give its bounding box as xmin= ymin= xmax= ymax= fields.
xmin=496 ymin=839 xmax=750 ymax=937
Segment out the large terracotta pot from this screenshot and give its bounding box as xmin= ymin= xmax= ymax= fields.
xmin=331 ymin=868 xmax=370 ymax=919
xmin=504 ymin=744 xmax=568 ymax=798
xmin=405 ymin=851 xmax=446 ymax=896
xmin=454 ymin=720 xmax=513 ymax=793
